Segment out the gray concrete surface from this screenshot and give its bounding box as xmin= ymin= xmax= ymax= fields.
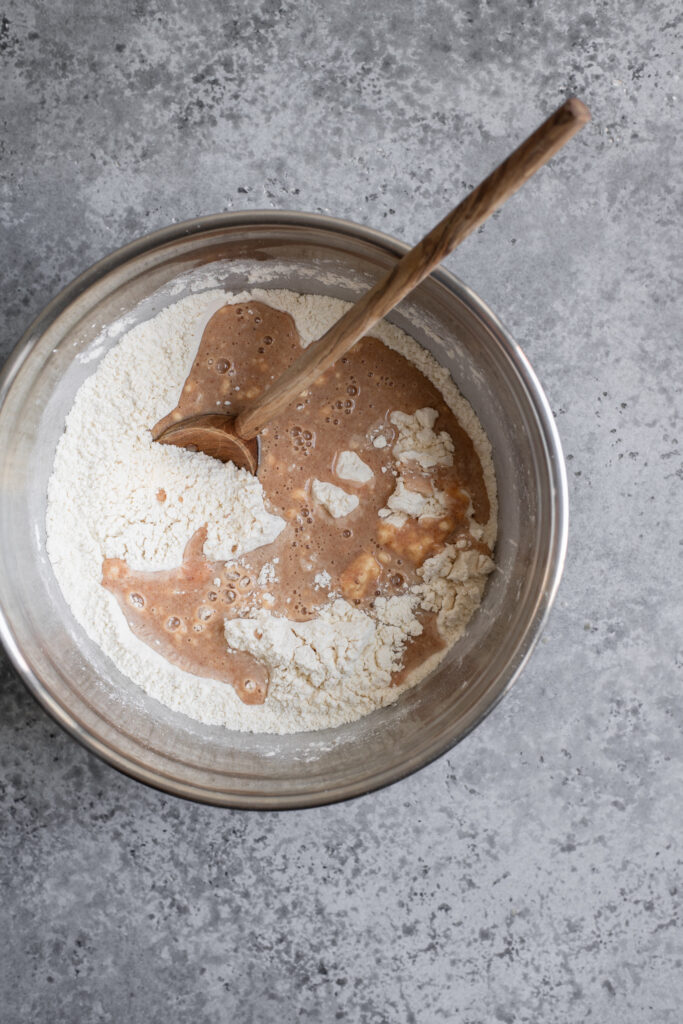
xmin=1 ymin=1 xmax=681 ymax=1021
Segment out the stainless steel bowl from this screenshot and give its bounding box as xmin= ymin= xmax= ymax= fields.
xmin=0 ymin=212 xmax=567 ymax=808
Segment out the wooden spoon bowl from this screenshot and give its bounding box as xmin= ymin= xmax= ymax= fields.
xmin=155 ymin=98 xmax=590 ymax=473
xmin=156 ymin=413 xmax=258 ymax=473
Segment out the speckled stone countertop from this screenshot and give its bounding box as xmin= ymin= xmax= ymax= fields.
xmin=1 ymin=2 xmax=681 ymax=1021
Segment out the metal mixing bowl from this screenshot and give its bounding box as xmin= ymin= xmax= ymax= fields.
xmin=0 ymin=212 xmax=567 ymax=808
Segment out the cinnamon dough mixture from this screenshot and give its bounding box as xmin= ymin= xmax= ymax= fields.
xmin=46 ymin=288 xmax=497 ymax=733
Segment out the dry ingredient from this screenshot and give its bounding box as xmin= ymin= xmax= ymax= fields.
xmin=46 ymin=287 xmax=497 ymax=734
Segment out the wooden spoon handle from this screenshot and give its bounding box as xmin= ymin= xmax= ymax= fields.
xmin=235 ymin=97 xmax=590 ymax=440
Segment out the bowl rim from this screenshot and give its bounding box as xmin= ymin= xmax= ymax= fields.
xmin=0 ymin=209 xmax=568 ymax=809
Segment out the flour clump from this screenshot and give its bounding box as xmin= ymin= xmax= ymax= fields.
xmin=311 ymin=479 xmax=360 ymax=519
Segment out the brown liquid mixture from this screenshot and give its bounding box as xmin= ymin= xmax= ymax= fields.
xmin=102 ymin=301 xmax=490 ymax=704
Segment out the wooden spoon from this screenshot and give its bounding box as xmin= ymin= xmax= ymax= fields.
xmin=156 ymin=97 xmax=590 ymax=472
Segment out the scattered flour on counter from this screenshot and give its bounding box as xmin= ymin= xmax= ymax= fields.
xmin=46 ymin=287 xmax=497 ymax=734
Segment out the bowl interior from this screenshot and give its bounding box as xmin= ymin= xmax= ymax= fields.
xmin=0 ymin=216 xmax=566 ymax=807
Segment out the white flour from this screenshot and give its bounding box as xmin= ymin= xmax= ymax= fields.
xmin=311 ymin=479 xmax=359 ymax=519
xmin=390 ymin=407 xmax=455 ymax=468
xmin=46 ymin=287 xmax=497 ymax=734
xmin=335 ymin=450 xmax=374 ymax=484
xmin=379 ymin=475 xmax=450 ymax=527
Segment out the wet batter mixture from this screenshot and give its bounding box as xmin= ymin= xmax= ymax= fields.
xmin=101 ymin=299 xmax=494 ymax=707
